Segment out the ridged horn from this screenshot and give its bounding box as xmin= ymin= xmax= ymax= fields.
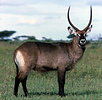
xmin=67 ymin=6 xmax=80 ymax=31
xmin=67 ymin=6 xmax=92 ymax=32
xmin=82 ymin=6 xmax=92 ymax=31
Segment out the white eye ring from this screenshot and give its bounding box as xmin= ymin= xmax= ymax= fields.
xmin=84 ymin=33 xmax=87 ymax=37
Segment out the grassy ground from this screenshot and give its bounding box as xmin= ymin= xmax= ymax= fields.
xmin=0 ymin=41 xmax=102 ymax=100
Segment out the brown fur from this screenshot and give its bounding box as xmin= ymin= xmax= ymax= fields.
xmin=14 ymin=37 xmax=84 ymax=73
xmin=13 ymin=36 xmax=85 ymax=97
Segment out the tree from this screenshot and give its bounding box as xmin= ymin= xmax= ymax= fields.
xmin=67 ymin=34 xmax=88 ymax=39
xmin=42 ymin=37 xmax=53 ymax=43
xmin=27 ymin=36 xmax=36 ymax=40
xmin=0 ymin=30 xmax=16 ymax=40
xmin=67 ymin=34 xmax=75 ymax=39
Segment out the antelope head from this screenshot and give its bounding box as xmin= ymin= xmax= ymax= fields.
xmin=67 ymin=6 xmax=92 ymax=48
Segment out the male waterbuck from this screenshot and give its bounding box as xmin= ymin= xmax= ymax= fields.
xmin=13 ymin=6 xmax=92 ymax=97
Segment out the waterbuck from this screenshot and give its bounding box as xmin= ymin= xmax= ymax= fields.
xmin=13 ymin=6 xmax=92 ymax=97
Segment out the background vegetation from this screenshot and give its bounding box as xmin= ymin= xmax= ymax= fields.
xmin=0 ymin=31 xmax=102 ymax=99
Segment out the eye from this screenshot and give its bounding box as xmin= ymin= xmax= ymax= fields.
xmin=77 ymin=33 xmax=80 ymax=37
xmin=84 ymin=33 xmax=87 ymax=37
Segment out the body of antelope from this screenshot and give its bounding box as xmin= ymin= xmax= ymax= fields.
xmin=13 ymin=6 xmax=92 ymax=97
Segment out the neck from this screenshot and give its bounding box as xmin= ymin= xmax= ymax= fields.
xmin=78 ymin=44 xmax=86 ymax=52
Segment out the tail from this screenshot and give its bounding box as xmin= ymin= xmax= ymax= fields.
xmin=14 ymin=61 xmax=19 ymax=77
xmin=14 ymin=52 xmax=19 ymax=77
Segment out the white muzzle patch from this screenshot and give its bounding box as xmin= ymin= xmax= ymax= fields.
xmin=80 ymin=39 xmax=86 ymax=45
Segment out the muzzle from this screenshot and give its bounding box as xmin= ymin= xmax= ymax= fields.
xmin=78 ymin=39 xmax=86 ymax=48
xmin=80 ymin=39 xmax=86 ymax=45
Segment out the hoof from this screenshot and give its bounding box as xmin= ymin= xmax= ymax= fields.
xmin=13 ymin=93 xmax=18 ymax=97
xmin=59 ymin=93 xmax=65 ymax=97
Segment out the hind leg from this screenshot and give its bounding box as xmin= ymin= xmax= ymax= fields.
xmin=14 ymin=68 xmax=30 ymax=97
xmin=14 ymin=76 xmax=20 ymax=96
xmin=18 ymin=69 xmax=30 ymax=96
xmin=21 ymin=76 xmax=28 ymax=96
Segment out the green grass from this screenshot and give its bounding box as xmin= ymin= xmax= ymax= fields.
xmin=0 ymin=41 xmax=102 ymax=100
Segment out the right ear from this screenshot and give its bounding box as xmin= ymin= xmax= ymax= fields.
xmin=68 ymin=27 xmax=77 ymax=36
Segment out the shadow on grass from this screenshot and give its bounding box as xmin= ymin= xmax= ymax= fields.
xmin=27 ymin=90 xmax=101 ymax=97
xmin=28 ymin=91 xmax=58 ymax=96
xmin=69 ymin=90 xmax=101 ymax=96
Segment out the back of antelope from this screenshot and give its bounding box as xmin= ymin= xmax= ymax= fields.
xmin=13 ymin=6 xmax=92 ymax=97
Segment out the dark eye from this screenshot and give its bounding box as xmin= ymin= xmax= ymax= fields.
xmin=84 ymin=33 xmax=87 ymax=36
xmin=77 ymin=33 xmax=80 ymax=37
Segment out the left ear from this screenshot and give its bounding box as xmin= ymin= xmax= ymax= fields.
xmin=68 ymin=27 xmax=78 ymax=36
xmin=86 ymin=25 xmax=92 ymax=33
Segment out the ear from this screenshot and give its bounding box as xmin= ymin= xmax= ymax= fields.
xmin=68 ymin=27 xmax=77 ymax=36
xmin=86 ymin=25 xmax=92 ymax=33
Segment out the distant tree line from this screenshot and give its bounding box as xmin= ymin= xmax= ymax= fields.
xmin=0 ymin=30 xmax=74 ymax=42
xmin=0 ymin=30 xmax=102 ymax=43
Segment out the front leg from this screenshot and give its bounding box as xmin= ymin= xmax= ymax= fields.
xmin=57 ymin=68 xmax=66 ymax=97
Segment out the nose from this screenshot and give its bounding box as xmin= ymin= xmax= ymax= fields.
xmin=80 ymin=39 xmax=86 ymax=44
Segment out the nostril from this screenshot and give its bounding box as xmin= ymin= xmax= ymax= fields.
xmin=81 ymin=40 xmax=85 ymax=43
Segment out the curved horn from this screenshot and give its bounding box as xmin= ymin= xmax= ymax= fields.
xmin=82 ymin=6 xmax=92 ymax=31
xmin=67 ymin=6 xmax=80 ymax=31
